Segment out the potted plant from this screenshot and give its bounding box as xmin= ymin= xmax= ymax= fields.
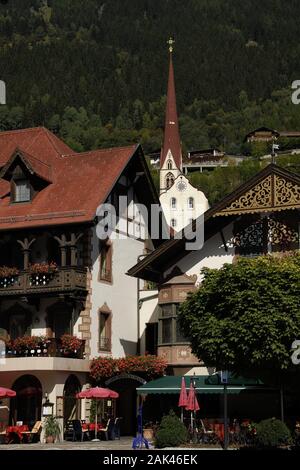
xmin=143 ymin=421 xmax=158 ymax=441
xmin=44 ymin=416 xmax=61 ymax=444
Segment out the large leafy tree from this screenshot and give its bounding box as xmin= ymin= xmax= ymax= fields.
xmin=178 ymin=253 xmax=300 ymax=379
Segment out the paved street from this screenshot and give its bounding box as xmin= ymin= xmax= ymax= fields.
xmin=0 ymin=437 xmax=134 ymax=450
xmin=0 ymin=437 xmax=224 ymax=451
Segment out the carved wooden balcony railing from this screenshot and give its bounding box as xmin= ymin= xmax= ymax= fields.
xmin=0 ymin=266 xmax=88 ymax=296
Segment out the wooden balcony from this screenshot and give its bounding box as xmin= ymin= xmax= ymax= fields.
xmin=0 ymin=266 xmax=88 ymax=297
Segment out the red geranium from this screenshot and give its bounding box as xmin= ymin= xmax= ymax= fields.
xmin=90 ymin=355 xmax=167 ymax=382
xmin=60 ymin=334 xmax=83 ymax=353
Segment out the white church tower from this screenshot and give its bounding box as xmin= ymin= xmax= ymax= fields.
xmin=159 ymin=39 xmax=209 ymax=231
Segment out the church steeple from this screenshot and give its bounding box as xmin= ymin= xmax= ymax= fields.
xmin=160 ymin=38 xmax=182 ymax=172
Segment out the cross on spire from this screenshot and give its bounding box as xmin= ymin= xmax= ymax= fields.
xmin=167 ymin=37 xmax=175 ymax=53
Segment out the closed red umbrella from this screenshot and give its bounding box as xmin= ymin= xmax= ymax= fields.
xmin=186 ymin=381 xmax=200 ymax=431
xmin=76 ymin=387 xmax=119 ymax=441
xmin=185 ymin=382 xmax=200 ymax=412
xmin=0 ymin=387 xmax=16 ymax=398
xmin=178 ymin=377 xmax=188 ymax=422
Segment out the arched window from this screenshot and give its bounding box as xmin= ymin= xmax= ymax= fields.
xmin=167 ymin=160 xmax=172 ymax=170
xmin=166 ymin=173 xmax=175 ymax=189
xmin=170 ymin=197 xmax=177 ymax=209
xmin=188 ymin=197 xmax=194 ymax=209
xmin=170 ymin=218 xmax=177 ymax=228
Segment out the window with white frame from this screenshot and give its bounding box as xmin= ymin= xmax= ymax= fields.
xmin=170 ymin=197 xmax=177 ymax=209
xmin=170 ymin=218 xmax=177 ymax=228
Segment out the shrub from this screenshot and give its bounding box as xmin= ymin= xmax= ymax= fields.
xmin=155 ymin=411 xmax=188 ymax=448
xmin=256 ymin=418 xmax=292 ymax=448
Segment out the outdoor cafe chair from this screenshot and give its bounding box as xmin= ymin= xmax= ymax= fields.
xmin=21 ymin=421 xmax=42 ymax=443
xmin=198 ymin=419 xmax=218 ymax=445
xmin=72 ymin=419 xmax=90 ymax=442
xmin=113 ymin=417 xmax=122 ymax=440
xmin=99 ymin=418 xmax=114 ymax=440
xmin=64 ymin=421 xmax=74 ymax=441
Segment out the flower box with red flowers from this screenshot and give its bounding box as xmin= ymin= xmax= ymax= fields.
xmin=0 ymin=266 xmax=19 ymax=288
xmin=29 ymin=262 xmax=58 ymax=286
xmin=12 ymin=335 xmax=46 ymax=357
xmin=59 ymin=334 xmax=83 ymax=358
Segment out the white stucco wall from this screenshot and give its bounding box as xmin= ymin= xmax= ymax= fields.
xmin=165 ymin=222 xmax=235 ymax=283
xmin=160 ymin=174 xmax=209 ymax=232
xmin=89 ymin=226 xmax=149 ymax=359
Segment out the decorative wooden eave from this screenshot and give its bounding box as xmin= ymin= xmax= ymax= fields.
xmin=127 ymin=164 xmax=300 ymax=282
xmin=212 ymin=164 xmax=300 ymax=217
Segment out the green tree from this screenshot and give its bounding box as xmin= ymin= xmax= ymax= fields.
xmin=178 ymin=253 xmax=300 ymax=378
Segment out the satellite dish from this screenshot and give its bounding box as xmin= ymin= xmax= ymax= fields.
xmin=0 ymin=80 xmax=6 ymax=104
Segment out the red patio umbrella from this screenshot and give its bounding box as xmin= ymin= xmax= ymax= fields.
xmin=186 ymin=381 xmax=200 ymax=430
xmin=0 ymin=387 xmax=16 ymax=398
xmin=76 ymin=387 xmax=119 ymax=441
xmin=178 ymin=377 xmax=188 ymax=422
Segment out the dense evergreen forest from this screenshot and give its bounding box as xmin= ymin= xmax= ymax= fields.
xmin=1 ymin=0 xmax=300 ymax=202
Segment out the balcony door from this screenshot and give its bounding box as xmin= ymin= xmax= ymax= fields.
xmin=46 ymin=301 xmax=73 ymax=339
xmin=9 ymin=314 xmax=28 ymax=340
xmin=0 ymin=303 xmax=31 ymax=341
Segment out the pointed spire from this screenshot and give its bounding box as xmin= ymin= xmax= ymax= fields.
xmin=160 ymin=38 xmax=182 ymax=170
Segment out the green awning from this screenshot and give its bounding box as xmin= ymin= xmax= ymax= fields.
xmin=137 ymin=375 xmax=271 ymax=395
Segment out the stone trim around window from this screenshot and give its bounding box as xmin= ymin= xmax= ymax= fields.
xmin=98 ymin=303 xmax=112 ymax=353
xmin=98 ymin=238 xmax=113 ymax=284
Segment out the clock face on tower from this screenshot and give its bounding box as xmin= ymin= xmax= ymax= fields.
xmin=176 ymin=180 xmax=187 ymax=192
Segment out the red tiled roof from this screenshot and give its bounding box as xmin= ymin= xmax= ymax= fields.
xmin=0 ymin=127 xmax=139 ymax=231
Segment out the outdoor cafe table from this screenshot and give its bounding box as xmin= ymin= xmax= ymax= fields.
xmin=210 ymin=423 xmax=236 ymax=443
xmin=83 ymin=423 xmax=104 ymax=432
xmin=5 ymin=425 xmax=29 ymax=443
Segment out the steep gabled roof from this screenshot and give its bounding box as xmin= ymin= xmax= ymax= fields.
xmin=127 ymin=164 xmax=300 ymax=282
xmin=0 ymin=127 xmax=159 ymax=231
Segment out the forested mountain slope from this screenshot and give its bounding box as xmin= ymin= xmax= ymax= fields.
xmin=0 ymin=0 xmax=300 ymax=202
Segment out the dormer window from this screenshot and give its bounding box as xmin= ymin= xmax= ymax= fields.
xmin=12 ymin=178 xmax=31 ymax=203
xmin=0 ymin=151 xmax=51 ymax=204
